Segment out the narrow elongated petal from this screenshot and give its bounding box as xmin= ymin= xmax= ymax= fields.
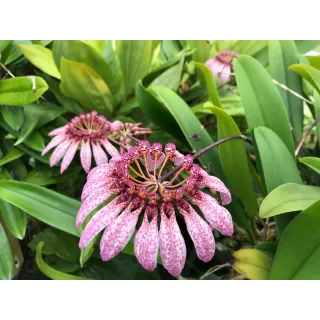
xmin=100 ymin=206 xmax=143 ymax=261
xmin=80 ymin=140 xmax=92 ymax=173
xmin=172 ymin=150 xmax=184 ymax=166
xmin=60 ymin=140 xmax=80 ymax=173
xmin=134 ymin=209 xmax=159 ymax=272
xmin=146 ymin=152 xmax=165 ymax=172
xmin=50 ymin=139 xmax=72 ymax=167
xmin=159 ymin=204 xmax=186 ymax=277
xmin=198 ymin=168 xmax=231 ymax=205
xmin=191 ymin=190 xmax=233 ymax=236
xmin=92 ymin=142 xmax=108 ymax=166
xmin=101 ymin=139 xmax=120 ymax=157
xmin=41 ymin=133 xmax=66 ymax=156
xmin=79 ymin=197 xmax=128 ymax=249
xmin=178 ymin=202 xmax=215 ymax=262
xmin=48 ymin=125 xmax=68 ymax=137
xmin=87 ymin=162 xmax=116 ymax=181
xmin=76 ymin=186 xmax=120 ymax=228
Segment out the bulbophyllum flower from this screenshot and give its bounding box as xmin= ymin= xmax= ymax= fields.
xmin=42 ymin=111 xmax=120 ymax=174
xmin=205 ymin=50 xmax=239 ymax=84
xmin=76 ymin=141 xmax=233 ymax=277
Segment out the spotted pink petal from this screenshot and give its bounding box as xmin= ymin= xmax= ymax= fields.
xmin=60 ymin=140 xmax=80 ymax=173
xmin=48 ymin=125 xmax=68 ymax=137
xmin=146 ymin=151 xmax=165 ymax=172
xmin=178 ymin=202 xmax=215 ymax=262
xmin=198 ymin=168 xmax=231 ymax=205
xmin=76 ymin=186 xmax=120 ymax=228
xmin=172 ymin=150 xmax=184 ymax=166
xmin=134 ymin=209 xmax=159 ymax=272
xmin=80 ymin=140 xmax=92 ymax=174
xmin=100 ymin=205 xmax=143 ymax=261
xmin=92 ymin=142 xmax=108 ymax=166
xmin=191 ymin=190 xmax=233 ymax=236
xmin=50 ymin=139 xmax=72 ymax=167
xmin=159 ymin=204 xmax=186 ymax=277
xmin=87 ymin=162 xmax=116 ymax=181
xmin=101 ymin=139 xmax=120 ymax=157
xmin=205 ymin=58 xmax=224 ymax=78
xmin=41 ymin=133 xmax=67 ymax=156
xmin=79 ymin=196 xmax=129 ymax=249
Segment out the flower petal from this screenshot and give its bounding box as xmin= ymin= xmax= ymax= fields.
xmin=100 ymin=205 xmax=143 ymax=261
xmin=48 ymin=125 xmax=68 ymax=137
xmin=92 ymin=142 xmax=108 ymax=166
xmin=159 ymin=204 xmax=186 ymax=277
xmin=41 ymin=133 xmax=66 ymax=156
xmin=87 ymin=162 xmax=116 ymax=181
xmin=50 ymin=139 xmax=72 ymax=167
xmin=191 ymin=190 xmax=233 ymax=236
xmin=220 ymin=65 xmax=231 ymax=84
xmin=134 ymin=208 xmax=159 ymax=272
xmin=101 ymin=139 xmax=120 ymax=157
xmin=76 ymin=186 xmax=120 ymax=228
xmin=79 ymin=196 xmax=129 ymax=249
xmin=146 ymin=151 xmax=165 ymax=172
xmin=198 ymin=168 xmax=231 ymax=205
xmin=172 ymin=150 xmax=184 ymax=166
xmin=80 ymin=140 xmax=92 ymax=174
xmin=60 ymin=140 xmax=80 ymax=173
xmin=178 ymin=201 xmax=215 ymax=262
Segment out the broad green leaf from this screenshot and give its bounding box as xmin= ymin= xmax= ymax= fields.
xmin=294 ymin=40 xmax=320 ymax=54
xmin=314 ymin=90 xmax=320 ymax=147
xmin=15 ymin=103 xmax=64 ymax=146
xmin=289 ymin=64 xmax=320 ymax=93
xmin=0 ymin=106 xmax=24 ymax=131
xmin=269 ymin=200 xmax=320 ymax=279
xmin=269 ymin=41 xmax=303 ymax=139
xmin=115 ymin=40 xmax=153 ymax=96
xmin=0 ymin=148 xmax=24 ymax=166
xmin=233 ymin=248 xmax=272 ymax=280
xmin=23 ymin=131 xmax=45 ymax=152
xmin=187 ymin=40 xmax=210 ymax=63
xmin=0 ymin=180 xmax=80 ymax=237
xmin=227 ymin=40 xmax=268 ymax=57
xmin=0 ymin=222 xmax=13 ymax=280
xmin=36 ymin=242 xmax=89 ymax=280
xmin=81 ymin=40 xmax=106 ymax=54
xmin=0 ymin=41 xmax=12 ymax=53
xmin=307 ymin=55 xmax=320 ymax=71
xmin=300 ymin=157 xmax=320 ymax=174
xmin=4 ymin=40 xmax=32 ymax=65
xmin=194 ymin=62 xmax=221 ymax=107
xmin=234 ymin=55 xmax=294 ymax=155
xmin=60 ymin=58 xmax=114 ymax=117
xmin=204 ymin=103 xmax=257 ymax=217
xmin=255 ymin=242 xmax=278 ymax=259
xmin=17 ymin=44 xmax=61 ymax=79
xmin=259 ymin=183 xmax=320 ymax=219
xmin=0 ymin=76 xmax=48 ymax=106
xmin=253 ymin=127 xmax=302 ymax=234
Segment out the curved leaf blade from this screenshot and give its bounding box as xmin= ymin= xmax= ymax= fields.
xmin=300 ymin=157 xmax=320 ymax=174
xmin=0 ymin=222 xmax=13 ymax=280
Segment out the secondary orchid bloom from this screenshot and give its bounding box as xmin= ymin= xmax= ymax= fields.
xmin=76 ymin=141 xmax=233 ymax=277
xmin=41 ymin=111 xmax=120 ymax=174
xmin=205 ymin=50 xmax=239 ymax=84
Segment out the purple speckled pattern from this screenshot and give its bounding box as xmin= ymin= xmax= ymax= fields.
xmin=79 ymin=197 xmax=129 ymax=249
xmin=49 ymin=139 xmax=72 ymax=167
xmin=191 ymin=190 xmax=233 ymax=236
xmin=87 ymin=163 xmax=116 ymax=181
xmin=146 ymin=151 xmax=165 ymax=171
xmin=134 ymin=209 xmax=159 ymax=272
xmin=48 ymin=125 xmax=68 ymax=137
xmin=92 ymin=142 xmax=108 ymax=166
xmin=159 ymin=204 xmax=186 ymax=277
xmin=100 ymin=206 xmax=143 ymax=261
xmin=81 ymin=178 xmax=113 ymax=202
xmin=60 ymin=140 xmax=80 ymax=174
xmin=80 ymin=140 xmax=92 ymax=173
xmin=101 ymin=139 xmax=120 ymax=157
xmin=41 ymin=133 xmax=66 ymax=156
xmin=178 ymin=201 xmax=215 ymax=262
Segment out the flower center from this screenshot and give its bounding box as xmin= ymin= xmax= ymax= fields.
xmin=217 ymin=50 xmax=238 ymax=65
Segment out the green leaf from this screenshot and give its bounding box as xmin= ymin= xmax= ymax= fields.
xmin=253 ymin=127 xmax=302 ymax=234
xmin=255 ymin=242 xmax=278 ymax=259
xmin=194 ymin=62 xmax=221 ymax=107
xmin=233 ymin=248 xmax=272 ymax=280
xmin=60 ymin=58 xmax=113 ymax=117
xmin=0 ymin=76 xmax=48 ymax=106
xmin=300 ymin=157 xmax=320 ymax=174
xmin=289 ymin=64 xmax=320 ymax=94
xmin=0 ymin=106 xmax=24 ymax=131
xmin=15 ymin=103 xmax=64 ymax=146
xmin=115 ymin=40 xmax=153 ymax=96
xmin=0 ymin=180 xmax=80 ymax=237
xmin=234 ymin=55 xmax=294 ymax=155
xmin=81 ymin=40 xmax=106 ymax=54
xmin=187 ymin=40 xmax=210 ymax=63
xmin=269 ymin=199 xmax=320 ymax=279
xmin=4 ymin=40 xmax=32 ymax=65
xmin=314 ymin=90 xmax=320 ymax=147
xmin=0 ymin=222 xmax=13 ymax=280
xmin=204 ymin=103 xmax=257 ymax=217
xmin=17 ymin=44 xmax=61 ymax=79
xmin=0 ymin=41 xmax=12 ymax=53
xmin=36 ymin=242 xmax=89 ymax=280
xmin=294 ymin=40 xmax=320 ymax=54
xmin=269 ymin=41 xmax=303 ymax=139
xmin=23 ymin=131 xmax=45 ymax=152
xmin=259 ymin=183 xmax=320 ymax=219
xmin=0 ymin=148 xmax=24 ymax=166
xmin=306 ymin=56 xmax=320 ymax=71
